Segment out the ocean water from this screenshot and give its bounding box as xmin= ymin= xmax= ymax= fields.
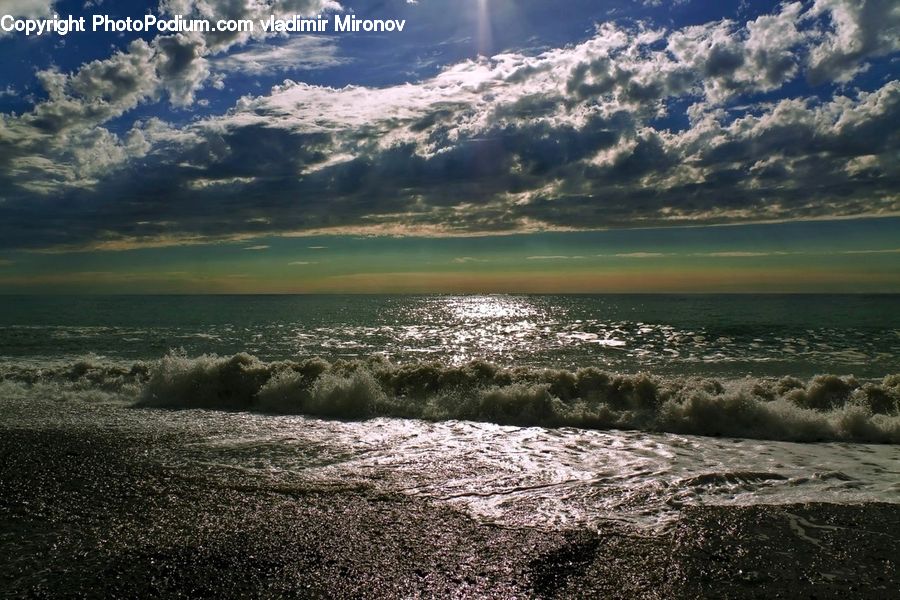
xmin=2 ymin=294 xmax=897 ymax=376
xmin=1 ymin=294 xmax=899 ymax=529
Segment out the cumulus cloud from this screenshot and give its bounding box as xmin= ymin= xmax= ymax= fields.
xmin=158 ymin=0 xmax=342 ymax=51
xmin=0 ymin=0 xmax=341 ymax=196
xmin=0 ymin=0 xmax=55 ymax=21
xmin=667 ymin=2 xmax=809 ymax=103
xmin=0 ymin=1 xmax=897 ymax=250
xmin=806 ymin=0 xmax=900 ymax=84
xmin=5 ymin=0 xmax=343 ymax=123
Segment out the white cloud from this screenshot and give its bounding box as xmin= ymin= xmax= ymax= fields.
xmin=0 ymin=0 xmax=55 ymax=18
xmin=612 ymin=252 xmax=670 ymax=258
xmin=807 ymin=0 xmax=900 ymax=84
xmin=700 ymin=251 xmax=782 ymax=257
xmin=215 ymin=36 xmax=348 ymax=75
xmin=526 ymin=255 xmax=587 ymax=260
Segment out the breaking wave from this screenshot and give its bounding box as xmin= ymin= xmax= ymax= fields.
xmin=2 ymin=351 xmax=900 ymax=443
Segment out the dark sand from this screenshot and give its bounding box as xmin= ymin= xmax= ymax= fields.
xmin=1 ymin=423 xmax=897 ymax=598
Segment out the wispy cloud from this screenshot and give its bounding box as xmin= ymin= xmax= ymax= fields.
xmin=214 ymin=36 xmax=349 ymax=75
xmin=839 ymin=248 xmax=900 ymax=255
xmin=610 ymin=252 xmax=671 ymax=258
xmin=698 ymin=251 xmax=788 ymax=258
xmin=526 ymin=255 xmax=586 ymax=260
xmin=244 ymin=245 xmax=270 ymax=251
xmin=606 ymin=249 xmax=900 ymax=259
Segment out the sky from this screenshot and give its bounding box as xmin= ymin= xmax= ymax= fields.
xmin=0 ymin=0 xmax=897 ymax=293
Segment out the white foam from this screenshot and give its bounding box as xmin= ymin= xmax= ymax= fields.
xmin=2 ymin=352 xmax=899 ymax=443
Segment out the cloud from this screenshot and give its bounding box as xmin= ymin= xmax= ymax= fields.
xmin=639 ymin=0 xmax=689 ymax=6
xmin=806 ymin=0 xmax=900 ymax=84
xmin=157 ymin=0 xmax=342 ymax=52
xmin=0 ymin=0 xmax=55 ymax=26
xmin=667 ymin=3 xmax=809 ymax=103
xmin=154 ymin=34 xmax=211 ymax=107
xmin=0 ymin=2 xmax=898 ymax=251
xmin=615 ymin=248 xmax=900 ymax=258
xmin=611 ymin=252 xmax=670 ymax=258
xmin=214 ymin=36 xmax=348 ymax=75
xmin=835 ymin=248 xmax=900 ymax=255
xmin=526 ymin=255 xmax=586 ymax=261
xmin=0 ymin=0 xmax=54 ymax=13
xmin=0 ymin=0 xmax=342 ymax=194
xmin=700 ymin=251 xmax=780 ymax=257
xmin=243 ymin=245 xmax=270 ymax=250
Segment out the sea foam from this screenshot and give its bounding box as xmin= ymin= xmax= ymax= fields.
xmin=2 ymin=351 xmax=898 ymax=443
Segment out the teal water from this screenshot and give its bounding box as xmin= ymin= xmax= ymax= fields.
xmin=0 ymin=294 xmax=897 ymax=377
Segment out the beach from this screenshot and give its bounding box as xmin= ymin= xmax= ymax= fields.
xmin=2 ymin=390 xmax=898 ymax=598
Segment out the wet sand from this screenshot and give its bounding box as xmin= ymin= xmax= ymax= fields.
xmin=1 ymin=424 xmax=898 ymax=598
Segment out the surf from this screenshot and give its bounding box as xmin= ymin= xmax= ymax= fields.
xmin=3 ymin=352 xmax=898 ymax=443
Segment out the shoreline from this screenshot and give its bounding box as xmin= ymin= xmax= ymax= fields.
xmin=1 ymin=422 xmax=897 ymax=598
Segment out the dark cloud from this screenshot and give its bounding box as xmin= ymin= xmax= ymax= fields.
xmin=0 ymin=1 xmax=898 ymax=250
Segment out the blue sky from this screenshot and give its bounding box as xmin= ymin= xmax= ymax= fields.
xmin=0 ymin=0 xmax=897 ymax=291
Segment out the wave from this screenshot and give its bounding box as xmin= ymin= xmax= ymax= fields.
xmin=2 ymin=352 xmax=899 ymax=443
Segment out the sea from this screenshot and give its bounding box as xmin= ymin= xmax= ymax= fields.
xmin=1 ymin=294 xmax=898 ymax=531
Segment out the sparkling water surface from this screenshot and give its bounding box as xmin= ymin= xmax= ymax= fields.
xmin=1 ymin=294 xmax=897 ymax=377
xmin=2 ymin=294 xmax=898 ymax=529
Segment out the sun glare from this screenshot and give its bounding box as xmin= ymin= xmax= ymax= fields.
xmin=476 ymin=0 xmax=493 ymax=55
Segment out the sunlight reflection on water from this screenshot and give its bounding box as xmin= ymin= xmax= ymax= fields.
xmin=389 ymin=295 xmax=637 ymax=367
xmin=3 ymin=294 xmax=897 ymax=377
xmin=172 ymin=411 xmax=900 ymax=530
xmin=404 ymin=296 xmax=549 ymax=365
